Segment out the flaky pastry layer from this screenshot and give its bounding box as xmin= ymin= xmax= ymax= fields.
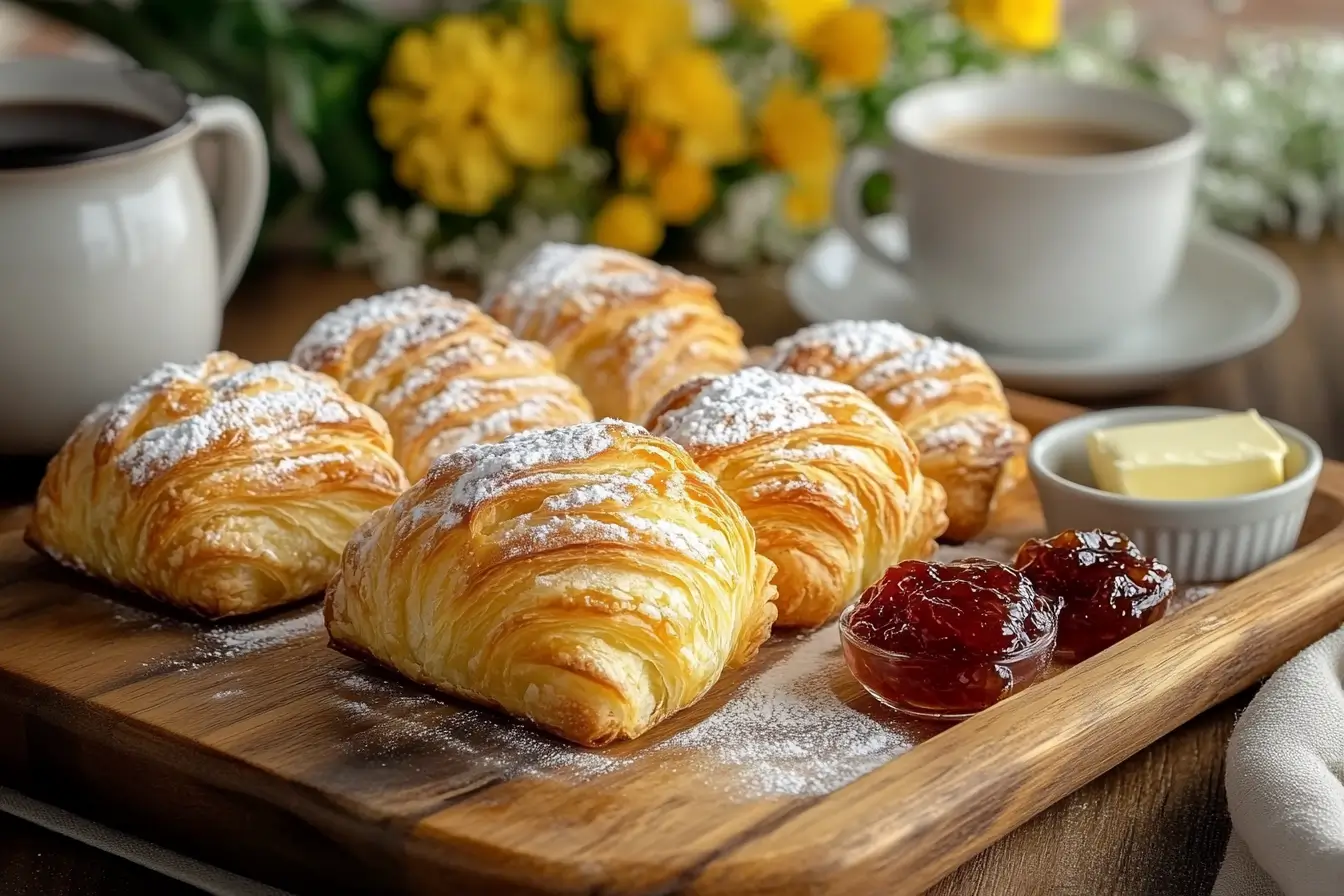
xmin=325 ymin=420 xmax=778 ymax=747
xmin=26 ymin=352 xmax=408 ymax=617
xmin=291 ymin=286 xmax=593 ymax=481
xmin=481 ymin=242 xmax=747 ymax=422
xmin=764 ymin=321 xmax=1030 ymax=542
xmin=649 ymin=368 xmax=947 ymax=627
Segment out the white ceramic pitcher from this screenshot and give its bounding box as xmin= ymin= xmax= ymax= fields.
xmin=0 ymin=58 xmax=268 ymax=454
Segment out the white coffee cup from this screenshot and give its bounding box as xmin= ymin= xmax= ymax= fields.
xmin=834 ymin=75 xmax=1204 ymax=354
xmin=0 ymin=58 xmax=268 ymax=454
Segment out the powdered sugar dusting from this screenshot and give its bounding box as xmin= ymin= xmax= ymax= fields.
xmin=622 ymin=305 xmax=695 ymax=379
xmin=496 ymin=512 xmax=723 ymax=570
xmin=138 ymin=607 xmax=327 ymax=674
xmin=290 ymin=286 xmax=459 ymax=371
xmin=112 ymin=360 xmax=359 ymax=487
xmin=651 ymin=367 xmax=845 ymax=450
xmin=767 ymin=320 xmax=924 ymax=377
xmin=855 ymin=337 xmax=978 ymax=395
xmin=650 ymin=627 xmax=922 ymax=796
xmin=540 ymin=468 xmax=657 ymax=512
xmin=380 ymin=336 xmax=548 ymax=410
xmin=482 ymin=242 xmax=708 ymax=335
xmin=413 ymin=376 xmax=576 ymax=435
xmin=409 ymin=420 xmax=642 ymax=530
xmin=197 ymin=610 xmax=326 ymax=657
xmin=918 ymin=414 xmax=1019 ymax=455
xmin=354 ymin=301 xmax=482 ymax=381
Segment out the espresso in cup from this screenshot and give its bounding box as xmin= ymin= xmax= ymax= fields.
xmin=0 ymin=58 xmax=268 ymax=454
xmin=930 ymin=118 xmax=1157 ymax=158
xmin=0 ymin=101 xmax=162 ymax=169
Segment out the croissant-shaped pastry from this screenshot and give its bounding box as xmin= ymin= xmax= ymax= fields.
xmin=290 ymin=286 xmax=593 ymax=481
xmin=26 ymin=352 xmax=408 ymax=618
xmin=763 ymin=321 xmax=1030 ymax=543
xmin=325 ymin=419 xmax=778 ymax=746
xmin=648 ymin=367 xmax=947 ymax=628
xmin=480 ymin=242 xmax=747 ymax=422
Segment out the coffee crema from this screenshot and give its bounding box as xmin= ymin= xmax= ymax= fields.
xmin=930 ymin=118 xmax=1156 ymax=158
xmin=0 ymin=102 xmax=163 ymax=170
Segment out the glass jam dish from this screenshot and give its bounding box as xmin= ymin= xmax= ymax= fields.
xmin=1014 ymin=529 xmax=1174 ymax=664
xmin=838 ymin=559 xmax=1059 ymax=720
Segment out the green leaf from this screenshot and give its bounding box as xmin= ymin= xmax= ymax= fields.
xmin=270 ymin=49 xmax=318 ymax=134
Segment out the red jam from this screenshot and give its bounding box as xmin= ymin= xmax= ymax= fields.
xmin=1014 ymin=529 xmax=1174 ymax=663
xmin=839 ymin=559 xmax=1058 ymax=719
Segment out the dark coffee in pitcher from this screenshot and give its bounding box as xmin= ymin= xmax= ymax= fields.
xmin=0 ymin=102 xmax=162 ymax=169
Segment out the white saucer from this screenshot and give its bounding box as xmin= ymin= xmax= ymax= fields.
xmin=785 ymin=215 xmax=1299 ymax=399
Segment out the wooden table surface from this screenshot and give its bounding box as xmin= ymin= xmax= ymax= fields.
xmin=1 ymin=233 xmax=1341 ymax=895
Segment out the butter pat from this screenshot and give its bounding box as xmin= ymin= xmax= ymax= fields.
xmin=1086 ymin=411 xmax=1289 ymax=500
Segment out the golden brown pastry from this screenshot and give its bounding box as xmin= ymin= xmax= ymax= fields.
xmin=290 ymin=286 xmax=593 ymax=481
xmin=26 ymin=352 xmax=408 ymax=618
xmin=325 ymin=419 xmax=778 ymax=747
xmin=648 ymin=367 xmax=947 ymax=628
xmin=763 ymin=320 xmax=1030 ymax=543
xmin=480 ymin=242 xmax=747 ymax=422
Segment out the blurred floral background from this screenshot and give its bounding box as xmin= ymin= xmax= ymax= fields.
xmin=8 ymin=0 xmax=1344 ymax=288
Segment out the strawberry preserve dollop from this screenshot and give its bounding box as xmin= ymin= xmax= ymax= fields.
xmin=838 ymin=559 xmax=1059 ymax=720
xmin=1014 ymin=529 xmax=1174 ymax=663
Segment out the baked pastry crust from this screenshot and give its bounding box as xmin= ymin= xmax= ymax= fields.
xmin=325 ymin=419 xmax=778 ymax=746
xmin=481 ymin=242 xmax=747 ymax=422
xmin=763 ymin=321 xmax=1030 ymax=543
xmin=26 ymin=352 xmax=408 ymax=618
xmin=648 ymin=367 xmax=947 ymax=627
xmin=290 ymin=286 xmax=593 ymax=481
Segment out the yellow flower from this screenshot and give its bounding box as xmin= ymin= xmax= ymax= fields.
xmin=734 ymin=0 xmax=848 ymax=44
xmin=594 ymin=194 xmax=665 ymax=256
xmin=638 ymin=46 xmax=747 ymax=166
xmin=756 ymin=82 xmax=840 ymax=179
xmin=618 ymin=120 xmax=673 ymax=188
xmin=370 ymin=8 xmax=584 ymax=214
xmin=782 ymin=174 xmax=832 ymax=228
xmin=953 ymin=0 xmax=1059 ymax=51
xmin=757 ymin=82 xmax=841 ymax=231
xmin=653 ymin=156 xmax=715 ymax=225
xmin=804 ymin=6 xmax=890 ymax=89
xmin=570 ymin=0 xmax=692 ymax=112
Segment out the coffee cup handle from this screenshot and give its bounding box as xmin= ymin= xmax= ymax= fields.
xmin=190 ymin=96 xmax=269 ymax=306
xmin=834 ymin=146 xmax=909 ymax=276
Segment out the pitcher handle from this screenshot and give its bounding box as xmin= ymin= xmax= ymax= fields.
xmin=834 ymin=145 xmax=909 ymax=276
xmin=189 ymin=96 xmax=269 ymax=306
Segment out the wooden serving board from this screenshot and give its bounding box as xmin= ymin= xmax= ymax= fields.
xmin=3 ymin=392 xmax=1344 ymax=895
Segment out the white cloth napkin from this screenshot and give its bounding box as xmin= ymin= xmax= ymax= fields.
xmin=1212 ymin=624 xmax=1344 ymax=896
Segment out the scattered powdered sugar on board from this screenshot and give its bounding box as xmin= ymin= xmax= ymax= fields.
xmin=327 ymin=629 xmax=922 ymax=798
xmin=330 ymin=668 xmax=629 ymax=777
xmin=649 ymin=626 xmax=921 ymax=797
xmin=651 ymin=367 xmax=844 ymax=449
xmin=196 ymin=609 xmax=326 ymax=659
xmin=140 ymin=607 xmax=327 ymax=674
xmin=317 ymin=533 xmax=1228 ymax=800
